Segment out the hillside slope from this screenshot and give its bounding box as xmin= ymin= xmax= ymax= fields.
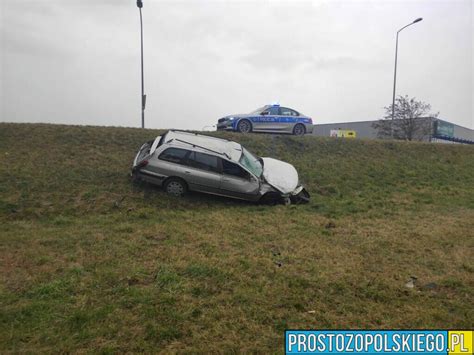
xmin=1 ymin=123 xmax=473 ymax=352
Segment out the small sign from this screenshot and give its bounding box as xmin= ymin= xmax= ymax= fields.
xmin=330 ymin=129 xmax=357 ymax=138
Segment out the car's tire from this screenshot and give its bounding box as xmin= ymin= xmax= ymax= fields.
xmin=237 ymin=119 xmax=252 ymax=133
xmin=259 ymin=192 xmax=282 ymax=206
xmin=293 ymin=124 xmax=306 ymax=136
xmin=163 ymin=177 xmax=187 ymax=197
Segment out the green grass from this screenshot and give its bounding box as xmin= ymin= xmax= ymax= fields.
xmin=0 ymin=122 xmax=473 ymax=352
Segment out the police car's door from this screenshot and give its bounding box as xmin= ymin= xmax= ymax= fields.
xmin=253 ymin=106 xmax=280 ymax=132
xmin=277 ymin=107 xmax=299 ymax=133
xmin=219 ymin=159 xmax=260 ymax=200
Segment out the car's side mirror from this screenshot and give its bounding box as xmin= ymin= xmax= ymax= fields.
xmin=261 ymin=111 xmax=269 ymax=116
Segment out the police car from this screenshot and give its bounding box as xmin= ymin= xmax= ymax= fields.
xmin=216 ymin=104 xmax=314 ymax=135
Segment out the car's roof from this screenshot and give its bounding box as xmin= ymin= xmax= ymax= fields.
xmin=162 ymin=130 xmax=243 ymax=161
xmin=250 ymin=104 xmax=305 ymax=116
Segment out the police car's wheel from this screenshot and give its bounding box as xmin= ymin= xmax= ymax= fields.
xmin=237 ymin=119 xmax=252 ymax=133
xmin=293 ymin=124 xmax=306 ymax=136
xmin=164 ymin=178 xmax=187 ymax=197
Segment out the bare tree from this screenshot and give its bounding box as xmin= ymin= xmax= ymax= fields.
xmin=373 ymin=95 xmax=439 ymax=141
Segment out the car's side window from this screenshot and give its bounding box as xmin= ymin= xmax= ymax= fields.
xmin=280 ymin=107 xmax=299 ymax=116
xmin=268 ymin=106 xmax=279 ymax=115
xmin=188 ymin=151 xmax=220 ymax=173
xmin=222 ymin=160 xmax=250 ymax=179
xmin=158 ymin=148 xmax=190 ymax=164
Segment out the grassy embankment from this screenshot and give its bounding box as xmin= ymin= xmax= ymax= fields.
xmin=1 ymin=123 xmax=473 ymax=352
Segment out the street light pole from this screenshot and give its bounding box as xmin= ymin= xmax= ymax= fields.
xmin=137 ymin=0 xmax=146 ymax=129
xmin=391 ymin=17 xmax=423 ymax=124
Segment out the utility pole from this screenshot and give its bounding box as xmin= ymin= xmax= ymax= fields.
xmin=137 ymin=0 xmax=146 ymax=128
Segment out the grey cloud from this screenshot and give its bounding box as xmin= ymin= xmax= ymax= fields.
xmin=1 ymin=0 xmax=472 ymax=129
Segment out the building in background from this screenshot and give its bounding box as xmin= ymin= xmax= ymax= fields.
xmin=313 ymin=118 xmax=473 ymax=144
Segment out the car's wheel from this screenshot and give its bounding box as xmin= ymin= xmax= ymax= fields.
xmin=163 ymin=177 xmax=187 ymax=197
xmin=259 ymin=192 xmax=282 ymax=206
xmin=293 ymin=124 xmax=306 ymax=136
xmin=237 ymin=119 xmax=252 ymax=133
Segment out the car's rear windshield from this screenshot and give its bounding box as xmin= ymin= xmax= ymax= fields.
xmin=239 ymin=147 xmax=263 ymax=177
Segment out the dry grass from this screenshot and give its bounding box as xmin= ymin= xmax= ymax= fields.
xmin=0 ymin=123 xmax=473 ymax=353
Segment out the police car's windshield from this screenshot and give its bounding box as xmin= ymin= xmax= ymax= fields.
xmin=239 ymin=147 xmax=263 ymax=177
xmin=249 ymin=106 xmax=267 ymax=115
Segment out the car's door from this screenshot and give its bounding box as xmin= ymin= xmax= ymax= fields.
xmin=147 ymin=147 xmax=191 ymax=183
xmin=184 ymin=151 xmax=222 ymax=194
xmin=277 ymin=107 xmax=299 ymax=133
xmin=252 ymin=106 xmax=280 ymax=131
xmin=219 ymin=159 xmax=260 ymax=200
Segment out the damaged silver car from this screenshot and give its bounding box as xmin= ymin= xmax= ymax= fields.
xmin=132 ymin=130 xmax=310 ymax=204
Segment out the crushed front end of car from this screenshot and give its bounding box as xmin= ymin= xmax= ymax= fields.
xmin=288 ymin=185 xmax=311 ymax=204
xmin=259 ymin=157 xmax=310 ymax=204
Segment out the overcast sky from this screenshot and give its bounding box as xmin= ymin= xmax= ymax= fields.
xmin=1 ymin=0 xmax=472 ymax=130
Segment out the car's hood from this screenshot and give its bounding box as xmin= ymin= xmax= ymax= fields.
xmin=261 ymin=157 xmax=299 ymax=194
xmin=224 ymin=113 xmax=249 ymax=119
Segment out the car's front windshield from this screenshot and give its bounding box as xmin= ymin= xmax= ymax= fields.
xmin=239 ymin=147 xmax=263 ymax=177
xmin=249 ymin=106 xmax=268 ymax=115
